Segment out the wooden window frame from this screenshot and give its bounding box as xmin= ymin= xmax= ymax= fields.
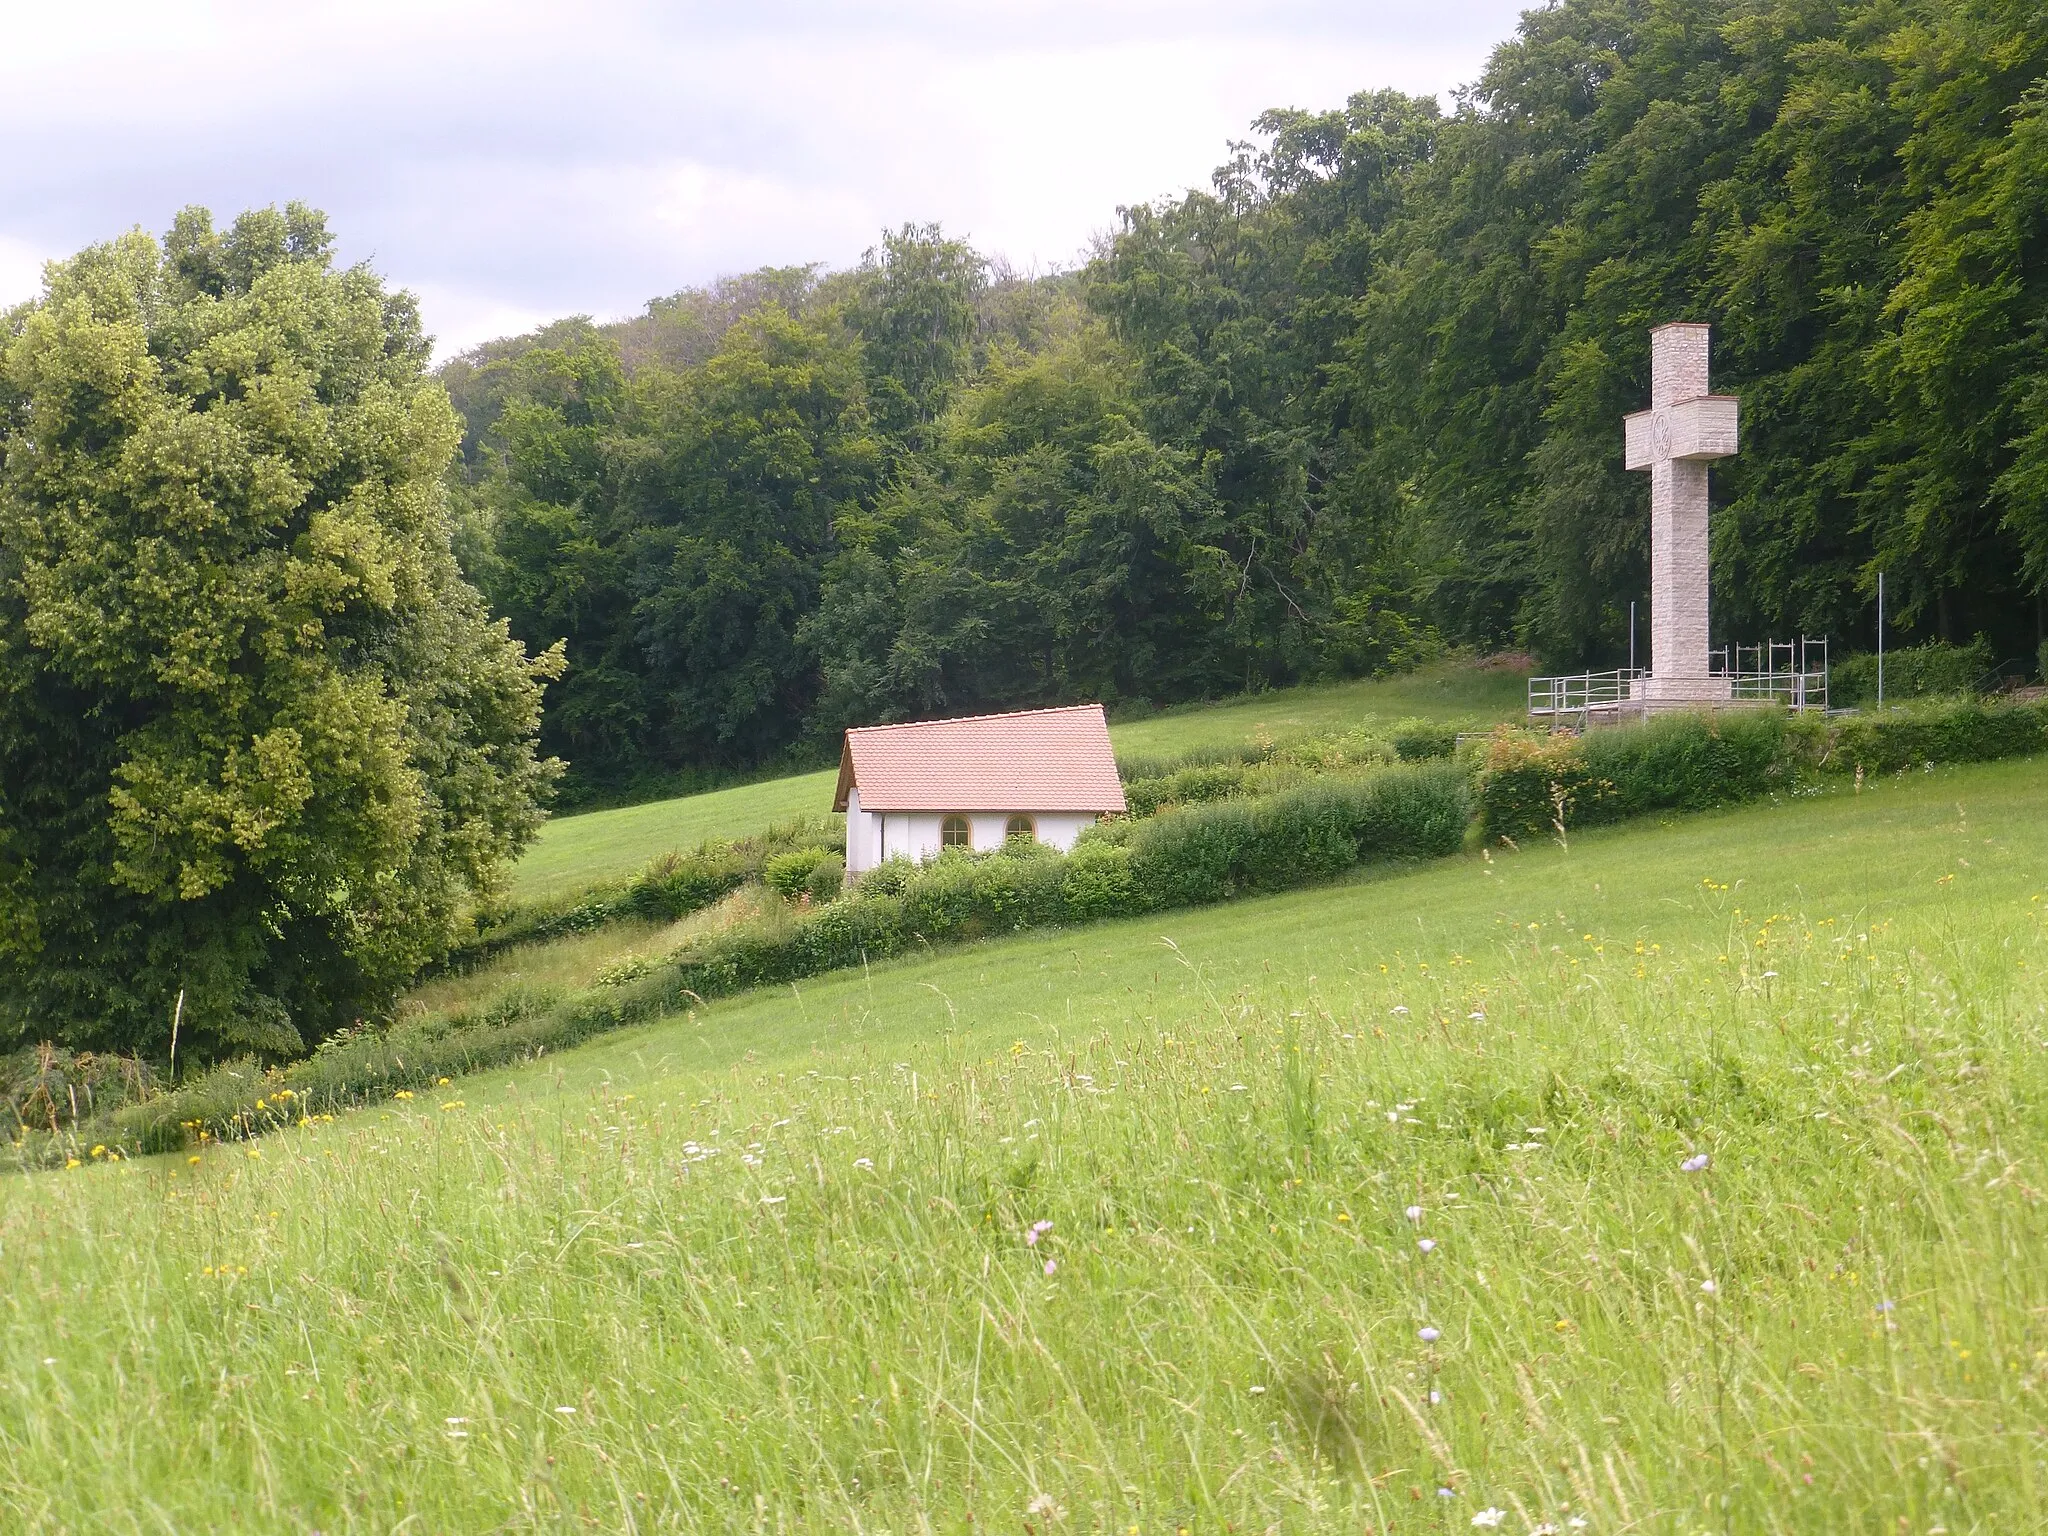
xmin=940 ymin=814 xmax=972 ymax=849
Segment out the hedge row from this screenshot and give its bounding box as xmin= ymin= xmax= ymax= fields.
xmin=97 ymin=969 xmax=700 ymax=1160
xmin=664 ymin=763 xmax=1472 ymax=1002
xmin=1476 ymin=696 xmax=2048 ymax=841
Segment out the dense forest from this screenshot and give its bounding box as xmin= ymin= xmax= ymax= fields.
xmin=445 ymin=0 xmax=2048 ymax=797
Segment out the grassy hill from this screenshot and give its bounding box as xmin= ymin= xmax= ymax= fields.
xmin=8 ymin=754 xmax=2045 ymax=1529
xmin=511 ymin=661 xmax=1530 ymax=900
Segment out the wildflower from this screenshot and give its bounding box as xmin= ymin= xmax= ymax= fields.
xmin=187 ymin=1156 xmax=201 ymax=1166
xmin=1438 ymin=1487 xmax=1455 ymax=1499
xmin=1428 ymin=1389 xmax=1442 ymax=1404
xmin=1025 ymin=1220 xmax=1054 ymax=1246
xmin=1026 ymin=1494 xmax=1059 ymax=1518
xmin=393 ymin=1090 xmax=414 ymax=1101
xmin=1043 ymin=1259 xmax=1057 ymax=1276
xmin=1532 ymin=1525 xmax=1558 ymax=1535
xmin=554 ymin=1406 xmax=576 ymax=1415
xmin=1680 ymin=1153 xmax=1709 ymax=1173
xmin=1391 ymin=1005 xmax=1410 ymax=1016
xmin=853 ymin=1157 xmax=873 ymax=1170
xmin=1568 ymin=1520 xmax=1588 ymax=1530
xmin=437 ymin=1077 xmax=451 ymax=1087
xmin=1700 ymin=1279 xmax=1717 ymax=1294
xmin=1418 ymin=1326 xmax=1441 ymax=1343
xmin=1418 ymin=1238 xmax=1437 ymax=1253
xmin=1248 ymin=1384 xmax=1267 ymax=1395
xmin=440 ymin=1101 xmax=465 ymax=1111
xmin=1406 ymin=1205 xmax=1424 ymax=1221
xmin=1472 ymin=1510 xmax=1505 ymax=1528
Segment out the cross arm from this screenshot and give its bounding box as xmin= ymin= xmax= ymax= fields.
xmin=1623 ymin=394 xmax=1740 ymax=470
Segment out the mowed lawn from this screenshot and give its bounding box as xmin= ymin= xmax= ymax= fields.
xmin=512 ymin=769 xmax=839 ymax=902
xmin=9 ymin=759 xmax=2046 ymax=1531
xmin=511 ymin=663 xmax=1531 ymax=899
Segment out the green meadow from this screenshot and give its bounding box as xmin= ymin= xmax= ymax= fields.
xmin=511 ymin=662 xmax=1529 ymax=900
xmin=7 ymin=753 xmax=2046 ymax=1531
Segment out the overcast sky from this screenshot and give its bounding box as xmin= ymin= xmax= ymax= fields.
xmin=1 ymin=1 xmax=1534 ymax=357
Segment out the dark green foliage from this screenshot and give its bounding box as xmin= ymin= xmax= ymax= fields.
xmin=803 ymin=853 xmax=846 ymax=905
xmin=1391 ymin=724 xmax=1460 ymax=761
xmin=0 ymin=206 xmax=561 ymax=1063
xmin=1476 ymin=698 xmax=2048 ymax=839
xmin=1817 ymin=699 xmax=2048 ymax=775
xmin=763 ymin=846 xmax=834 ymax=899
xmin=1831 ymin=639 xmax=1995 ymax=707
xmin=1577 ymin=711 xmax=1790 ymax=822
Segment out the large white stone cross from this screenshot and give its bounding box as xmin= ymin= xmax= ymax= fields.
xmin=1624 ymin=322 xmax=1739 ymax=702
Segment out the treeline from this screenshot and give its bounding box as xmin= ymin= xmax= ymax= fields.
xmin=449 ymin=0 xmax=2048 ymax=796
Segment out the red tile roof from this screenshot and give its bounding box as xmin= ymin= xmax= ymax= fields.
xmin=833 ymin=704 xmax=1127 ymax=814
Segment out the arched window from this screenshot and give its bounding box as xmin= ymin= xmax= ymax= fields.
xmin=1004 ymin=815 xmax=1036 ymax=843
xmin=940 ymin=815 xmax=972 ymax=849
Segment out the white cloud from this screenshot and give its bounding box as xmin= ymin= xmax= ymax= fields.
xmin=0 ymin=1 xmax=1535 ymax=355
xmin=0 ymin=238 xmax=52 ymax=312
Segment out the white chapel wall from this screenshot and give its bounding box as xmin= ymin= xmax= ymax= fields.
xmin=844 ymin=798 xmax=1102 ymax=874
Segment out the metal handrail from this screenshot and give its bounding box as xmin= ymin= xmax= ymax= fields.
xmin=1529 ymin=635 xmax=1831 ymax=716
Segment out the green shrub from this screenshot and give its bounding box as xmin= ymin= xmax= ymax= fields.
xmin=1578 ymin=710 xmax=1788 ymax=822
xmin=855 ymin=857 xmax=917 ymax=896
xmin=1477 ymin=697 xmax=2048 ymax=841
xmin=1061 ymin=842 xmax=1141 ymax=920
xmin=1831 ymin=638 xmax=1992 ymax=707
xmin=804 ymin=854 xmax=846 ymax=904
xmin=630 ymin=846 xmax=753 ymax=916
xmin=1472 ymin=731 xmax=1596 ymax=842
xmin=764 ymin=846 xmax=833 ymax=899
xmin=1817 ymin=698 xmax=2048 ymax=775
xmin=1391 ymin=722 xmax=1459 ymax=760
xmin=1129 ymin=763 xmax=1470 ymax=905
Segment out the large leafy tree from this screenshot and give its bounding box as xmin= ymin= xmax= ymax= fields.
xmin=0 ymin=205 xmax=562 ymax=1062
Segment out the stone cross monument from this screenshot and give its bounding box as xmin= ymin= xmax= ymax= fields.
xmin=1624 ymin=322 xmax=1739 ymax=703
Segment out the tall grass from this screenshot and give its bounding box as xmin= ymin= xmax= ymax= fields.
xmin=4 ymin=761 xmax=2046 ymax=1530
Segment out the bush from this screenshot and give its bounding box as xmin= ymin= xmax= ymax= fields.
xmin=805 ymin=854 xmax=846 ymax=904
xmin=1830 ymin=638 xmax=1992 ymax=707
xmin=1129 ymin=764 xmax=1471 ymax=906
xmin=1061 ymin=842 xmax=1140 ymax=920
xmin=1391 ymin=722 xmax=1459 ymax=760
xmin=1477 ymin=697 xmax=2048 ymax=840
xmin=764 ymin=846 xmax=834 ymax=899
xmin=1814 ymin=697 xmax=2048 ymax=775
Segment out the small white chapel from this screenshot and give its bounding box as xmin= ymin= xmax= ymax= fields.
xmin=833 ymin=704 xmax=1128 ymax=875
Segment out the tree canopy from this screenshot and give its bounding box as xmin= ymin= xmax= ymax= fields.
xmin=0 ymin=205 xmax=562 ymax=1061
xmin=447 ymin=0 xmax=2047 ymax=800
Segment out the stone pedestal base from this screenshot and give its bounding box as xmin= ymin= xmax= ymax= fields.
xmin=1630 ymin=673 xmax=1732 ymax=705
